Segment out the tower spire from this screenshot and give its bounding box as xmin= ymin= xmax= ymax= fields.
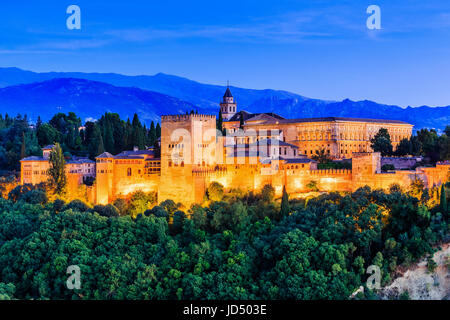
xmin=220 ymin=82 xmax=237 ymax=121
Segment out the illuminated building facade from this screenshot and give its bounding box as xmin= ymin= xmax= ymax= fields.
xmin=20 ymin=89 xmax=449 ymax=206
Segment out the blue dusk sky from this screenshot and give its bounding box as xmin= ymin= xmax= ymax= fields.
xmin=0 ymin=0 xmax=449 ymax=107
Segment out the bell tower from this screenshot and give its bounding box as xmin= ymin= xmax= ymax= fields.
xmin=220 ymin=84 xmax=237 ymax=121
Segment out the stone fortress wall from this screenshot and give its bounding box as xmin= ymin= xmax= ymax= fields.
xmin=19 ymin=88 xmax=450 ymax=207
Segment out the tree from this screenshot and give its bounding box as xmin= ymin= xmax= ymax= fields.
xmin=148 ymin=121 xmax=157 ymax=147
xmin=312 ymin=147 xmax=330 ymax=164
xmin=206 ymin=182 xmax=224 ymax=202
xmin=439 ymin=135 xmax=450 ymax=161
xmin=409 ymin=177 xmax=425 ymax=200
xmin=306 ymin=180 xmax=319 ymax=192
xmin=371 ymin=128 xmax=393 ymax=156
xmin=131 ymin=114 xmax=145 ymax=150
xmin=445 ymin=125 xmax=450 ymax=137
xmin=440 ymin=184 xmax=447 ymax=215
xmin=37 ymin=123 xmax=60 ymax=147
xmin=395 ymin=138 xmax=412 ymax=156
xmin=261 ymin=184 xmax=275 ymax=203
xmin=239 ymin=112 xmax=244 ymax=129
xmin=103 ymin=119 xmax=115 ymax=153
xmin=88 ymin=124 xmax=104 ymax=158
xmin=280 ymin=186 xmax=290 ymax=217
xmin=36 ymin=116 xmax=42 ymax=129
xmin=217 ymin=110 xmax=223 ymax=133
xmin=48 ymin=143 xmax=67 ymax=196
xmin=98 ymin=135 xmax=105 ymax=156
xmin=381 ymin=164 xmax=395 ymax=172
xmin=129 ymin=191 xmax=157 ymax=218
xmin=20 ymin=132 xmax=26 ymax=159
xmin=156 ymin=123 xmax=161 ymax=139
xmin=417 ymin=129 xmax=439 ymax=162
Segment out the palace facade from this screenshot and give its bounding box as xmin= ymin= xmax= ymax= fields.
xmin=20 ymin=88 xmax=449 ymax=206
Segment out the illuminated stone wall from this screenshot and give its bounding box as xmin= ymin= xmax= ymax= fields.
xmin=20 ymin=161 xmax=50 ymax=185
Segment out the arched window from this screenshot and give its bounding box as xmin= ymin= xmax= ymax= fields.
xmin=127 ymin=168 xmax=132 ymax=176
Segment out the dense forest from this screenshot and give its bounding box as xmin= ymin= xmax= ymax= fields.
xmin=0 ymin=112 xmax=161 ymax=173
xmin=0 ymin=181 xmax=448 ymax=300
xmin=0 ymin=112 xmax=449 ymax=300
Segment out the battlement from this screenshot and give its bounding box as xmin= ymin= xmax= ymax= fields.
xmin=192 ymin=166 xmax=228 ymax=177
xmin=161 ymin=114 xmax=216 ymax=122
xmin=310 ymin=169 xmax=352 ymax=176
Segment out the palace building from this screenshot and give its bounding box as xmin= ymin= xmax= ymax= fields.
xmin=20 ymin=87 xmax=449 ymax=206
xmin=221 ymin=87 xmax=413 ymax=160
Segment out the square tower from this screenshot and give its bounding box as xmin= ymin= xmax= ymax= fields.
xmin=161 ymin=114 xmax=217 ymax=169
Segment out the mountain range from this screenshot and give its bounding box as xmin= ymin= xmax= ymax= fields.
xmin=0 ymin=67 xmax=449 ymax=130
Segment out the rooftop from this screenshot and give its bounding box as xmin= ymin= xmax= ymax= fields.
xmin=277 ymin=117 xmax=411 ymax=125
xmin=96 ymin=152 xmax=114 ymax=159
xmin=227 ymin=111 xmax=285 ymax=123
xmin=21 ymin=156 xmax=48 ymax=162
xmin=223 ymin=87 xmax=233 ymax=98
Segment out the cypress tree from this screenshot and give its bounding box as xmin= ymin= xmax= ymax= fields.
xmin=124 ymin=118 xmax=132 ymax=150
xmin=20 ymin=132 xmax=26 ymax=159
xmin=97 ymin=134 xmax=105 ymax=156
xmin=217 ymin=110 xmax=223 ymax=132
xmin=149 ymin=121 xmax=156 ymax=146
xmin=156 ymin=123 xmax=161 ymax=139
xmin=89 ymin=124 xmax=104 ymax=158
xmin=131 ymin=113 xmax=145 ymax=149
xmin=36 ymin=116 xmax=42 ymax=129
xmin=440 ymin=184 xmax=447 ymax=215
xmin=103 ymin=120 xmax=114 ymax=153
xmin=48 ymin=143 xmax=67 ymax=196
xmin=280 ymin=186 xmax=290 ymax=217
xmin=239 ymin=112 xmax=244 ymax=129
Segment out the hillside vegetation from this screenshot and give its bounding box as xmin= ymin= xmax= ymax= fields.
xmin=0 ymin=184 xmax=448 ymax=300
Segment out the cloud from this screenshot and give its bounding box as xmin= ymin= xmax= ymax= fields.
xmin=104 ymin=9 xmax=342 ymax=44
xmin=0 ymin=49 xmax=61 ymax=54
xmin=0 ymin=39 xmax=111 ymax=55
xmin=36 ymin=39 xmax=111 ymax=50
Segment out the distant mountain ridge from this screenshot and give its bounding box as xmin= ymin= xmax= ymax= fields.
xmin=0 ymin=78 xmax=199 ymax=123
xmin=0 ymin=67 xmax=449 ymax=130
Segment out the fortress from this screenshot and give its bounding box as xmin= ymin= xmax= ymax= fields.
xmin=21 ymin=88 xmax=450 ymax=206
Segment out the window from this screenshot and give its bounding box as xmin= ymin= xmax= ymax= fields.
xmin=127 ymin=168 xmax=132 ymax=176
